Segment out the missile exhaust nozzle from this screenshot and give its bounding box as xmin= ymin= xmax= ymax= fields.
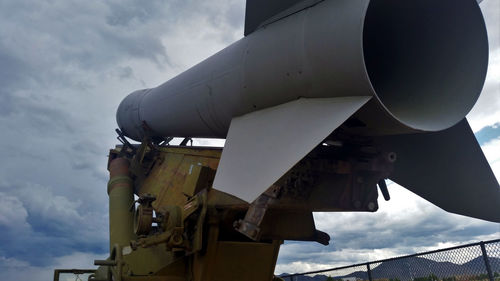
xmin=362 ymin=0 xmax=488 ymax=132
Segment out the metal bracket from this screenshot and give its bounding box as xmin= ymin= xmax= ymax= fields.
xmin=234 ymin=185 xmax=281 ymax=241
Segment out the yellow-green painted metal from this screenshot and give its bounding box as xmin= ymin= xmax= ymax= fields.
xmin=57 ymin=142 xmax=391 ymax=280
xmin=108 ymin=177 xmax=135 ymax=251
xmin=87 ymin=146 xmax=283 ymax=281
xmin=106 ymin=157 xmax=176 ymax=277
xmin=140 ymin=146 xmax=222 ymax=208
xmin=65 ymin=138 xmax=391 ymax=280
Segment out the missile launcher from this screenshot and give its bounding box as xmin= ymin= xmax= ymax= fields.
xmin=54 ymin=1 xmax=499 ymax=280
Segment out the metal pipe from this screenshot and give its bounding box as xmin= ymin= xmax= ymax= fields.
xmin=367 ymin=263 xmax=373 ymax=281
xmin=480 ymin=241 xmax=494 ymax=281
xmin=107 ymin=158 xmax=136 ymax=251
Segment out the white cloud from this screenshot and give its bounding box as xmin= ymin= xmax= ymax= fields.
xmin=52 ymin=252 xmax=108 ymax=270
xmin=481 ymin=137 xmax=500 ymax=179
xmin=468 ymin=49 xmax=500 ymax=131
xmin=468 ymin=0 xmax=500 ymax=131
xmin=276 ymin=182 xmax=500 ymax=274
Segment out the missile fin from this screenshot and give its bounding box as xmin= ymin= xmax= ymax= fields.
xmin=213 ymin=96 xmax=371 ymax=202
xmin=375 ymin=119 xmax=500 ymax=222
xmin=244 ymin=0 xmax=322 ymax=36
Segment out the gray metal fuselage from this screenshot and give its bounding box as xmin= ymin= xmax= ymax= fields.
xmin=117 ymin=0 xmax=487 ymax=141
xmin=115 ymin=0 xmax=500 ymax=222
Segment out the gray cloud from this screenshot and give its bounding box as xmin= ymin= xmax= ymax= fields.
xmin=0 ymin=1 xmax=244 ymax=278
xmin=0 ymin=181 xmax=108 ymax=266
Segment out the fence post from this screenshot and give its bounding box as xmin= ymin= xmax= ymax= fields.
xmin=367 ymin=263 xmax=373 ymax=281
xmin=480 ymin=241 xmax=494 ymax=281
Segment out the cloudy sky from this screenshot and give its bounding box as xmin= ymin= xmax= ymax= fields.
xmin=0 ymin=0 xmax=498 ymax=280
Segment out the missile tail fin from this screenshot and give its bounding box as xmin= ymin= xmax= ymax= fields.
xmin=244 ymin=0 xmax=322 ymax=36
xmin=376 ymin=119 xmax=500 ymax=222
xmin=213 ymin=96 xmax=371 ymax=202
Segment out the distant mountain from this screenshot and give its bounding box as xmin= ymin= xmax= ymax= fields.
xmin=463 ymin=256 xmax=500 ymax=273
xmin=278 ymin=273 xmax=329 ymax=281
xmin=279 ymin=256 xmax=500 ymax=281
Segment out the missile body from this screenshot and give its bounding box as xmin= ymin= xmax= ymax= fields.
xmin=117 ymin=0 xmax=487 ymax=140
xmin=117 ymin=0 xmax=500 ymax=222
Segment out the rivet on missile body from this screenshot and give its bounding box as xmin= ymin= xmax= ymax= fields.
xmin=368 ymin=202 xmax=376 ymax=211
xmin=387 ymin=152 xmax=397 ymax=163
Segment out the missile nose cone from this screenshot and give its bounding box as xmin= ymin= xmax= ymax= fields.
xmin=116 ymin=89 xmax=149 ymax=141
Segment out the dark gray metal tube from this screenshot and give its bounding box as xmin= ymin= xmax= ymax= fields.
xmin=367 ymin=263 xmax=373 ymax=281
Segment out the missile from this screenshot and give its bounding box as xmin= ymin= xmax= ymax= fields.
xmin=116 ymin=0 xmax=500 ymax=222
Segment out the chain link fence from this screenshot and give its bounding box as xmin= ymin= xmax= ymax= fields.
xmin=280 ymin=239 xmax=500 ymax=281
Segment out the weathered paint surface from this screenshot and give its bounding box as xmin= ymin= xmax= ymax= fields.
xmin=139 ymin=147 xmax=222 ymax=209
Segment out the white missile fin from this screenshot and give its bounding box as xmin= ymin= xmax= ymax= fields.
xmin=213 ymin=96 xmax=371 ymax=202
